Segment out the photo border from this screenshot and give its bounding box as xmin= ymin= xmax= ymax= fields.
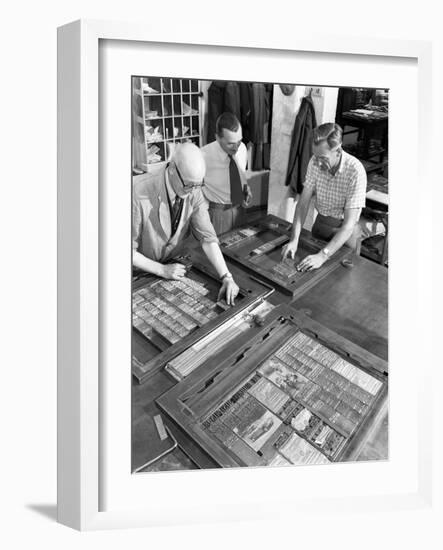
xmin=57 ymin=19 xmax=433 ymax=530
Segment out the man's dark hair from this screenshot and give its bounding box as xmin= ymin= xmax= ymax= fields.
xmin=216 ymin=112 xmax=241 ymax=136
xmin=313 ymin=122 xmax=343 ymax=149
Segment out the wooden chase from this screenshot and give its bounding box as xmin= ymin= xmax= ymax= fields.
xmin=132 ymin=255 xmax=273 ymax=384
xmin=219 ymin=215 xmax=351 ymax=297
xmin=157 ymin=305 xmax=387 ymax=468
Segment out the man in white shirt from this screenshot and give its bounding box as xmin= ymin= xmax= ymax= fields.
xmin=201 ymin=112 xmax=252 ymax=235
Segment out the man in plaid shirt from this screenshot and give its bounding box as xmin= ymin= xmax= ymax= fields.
xmin=282 ymin=122 xmax=366 ymax=271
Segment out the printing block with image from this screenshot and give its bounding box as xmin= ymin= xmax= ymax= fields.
xmin=157 ymin=305 xmax=388 ymax=468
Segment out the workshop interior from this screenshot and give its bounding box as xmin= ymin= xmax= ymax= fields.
xmin=131 ymin=77 xmax=389 ymax=472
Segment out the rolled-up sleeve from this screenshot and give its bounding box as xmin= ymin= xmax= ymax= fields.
xmin=190 ymin=189 xmax=219 ymax=244
xmin=303 ymin=158 xmax=317 ymax=192
xmin=345 ymin=164 xmax=367 ymax=209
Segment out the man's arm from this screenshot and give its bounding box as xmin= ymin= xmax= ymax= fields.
xmin=190 ymin=188 xmax=240 ymax=305
xmin=296 ymin=207 xmax=361 ymax=272
xmin=201 ymin=241 xmax=239 ymax=306
xmin=237 ymin=143 xmax=252 ymax=207
xmin=242 ymin=183 xmax=252 ymax=207
xmin=320 ymin=207 xmax=361 ymax=256
xmin=133 ymin=251 xmax=186 ymax=280
xmin=281 ymin=185 xmax=314 ymax=259
xmin=132 ymin=192 xmax=187 ymax=280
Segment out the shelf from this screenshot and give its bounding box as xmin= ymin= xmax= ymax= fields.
xmin=361 ymin=159 xmax=388 ymax=174
xmin=133 ymin=76 xmax=202 ymax=172
xmin=366 ymin=148 xmax=385 ymax=156
xmin=143 ymin=92 xmax=201 ymax=97
xmin=342 ymin=146 xmax=385 ymax=159
xmin=145 ymin=135 xmax=201 ymax=145
xmin=146 ymin=115 xmax=200 ymax=121
xmin=165 ymin=135 xmax=200 ymax=141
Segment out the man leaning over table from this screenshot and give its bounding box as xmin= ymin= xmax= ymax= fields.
xmin=132 ymin=142 xmax=240 ymax=305
xmin=282 ymin=122 xmax=366 ymax=271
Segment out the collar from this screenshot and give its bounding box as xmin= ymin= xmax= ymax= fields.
xmin=329 ymin=151 xmax=344 ymax=176
xmin=164 ymin=164 xmax=176 ymax=203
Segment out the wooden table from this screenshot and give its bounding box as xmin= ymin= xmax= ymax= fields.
xmin=132 ymin=241 xmax=388 ymax=471
xmin=291 ymin=255 xmax=388 ymax=364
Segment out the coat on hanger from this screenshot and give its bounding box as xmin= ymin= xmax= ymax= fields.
xmin=285 ymin=95 xmax=317 ymax=194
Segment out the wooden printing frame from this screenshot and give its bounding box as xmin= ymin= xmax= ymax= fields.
xmin=156 ymin=305 xmax=388 ymax=468
xmin=131 ymin=256 xmax=274 ymax=384
xmin=219 ymin=214 xmax=351 ymax=297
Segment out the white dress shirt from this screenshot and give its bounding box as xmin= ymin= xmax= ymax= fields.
xmin=201 ymin=140 xmax=248 ymax=204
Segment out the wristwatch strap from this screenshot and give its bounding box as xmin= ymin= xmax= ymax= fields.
xmin=221 ymin=271 xmax=233 ymax=281
xmin=322 ymin=247 xmax=330 ymax=258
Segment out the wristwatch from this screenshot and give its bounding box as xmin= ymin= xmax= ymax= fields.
xmin=221 ymin=271 xmax=233 ymax=281
xmin=321 ymin=247 xmax=330 ymax=258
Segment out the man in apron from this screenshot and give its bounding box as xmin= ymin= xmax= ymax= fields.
xmin=132 ymin=143 xmax=239 ymax=305
xmin=282 ymin=123 xmax=366 ymax=272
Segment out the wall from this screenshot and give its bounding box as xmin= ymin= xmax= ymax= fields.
xmin=200 ymin=79 xmax=212 ymax=144
xmin=267 ymin=85 xmax=339 ymax=224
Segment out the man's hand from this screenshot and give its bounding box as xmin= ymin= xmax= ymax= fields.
xmin=242 ymin=184 xmax=252 ymax=208
xmin=281 ymin=239 xmax=299 ymax=260
xmin=217 ymin=277 xmax=240 ymax=306
xmin=160 ymin=263 xmax=187 ymax=280
xmin=296 ymin=252 xmax=327 ymax=272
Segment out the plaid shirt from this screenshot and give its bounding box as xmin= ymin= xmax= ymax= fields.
xmin=304 ymin=151 xmax=367 ymax=219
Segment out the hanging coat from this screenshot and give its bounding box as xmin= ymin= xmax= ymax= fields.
xmin=285 ymin=96 xmax=317 ymax=194
xmin=239 ymin=83 xmax=252 ymax=144
xmin=250 ymin=83 xmax=273 ymax=170
xmin=207 ymin=81 xmax=226 ymax=143
xmin=224 ymin=81 xmax=241 ymax=121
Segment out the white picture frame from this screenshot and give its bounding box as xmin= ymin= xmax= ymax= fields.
xmin=57 ymin=19 xmax=435 ymax=531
